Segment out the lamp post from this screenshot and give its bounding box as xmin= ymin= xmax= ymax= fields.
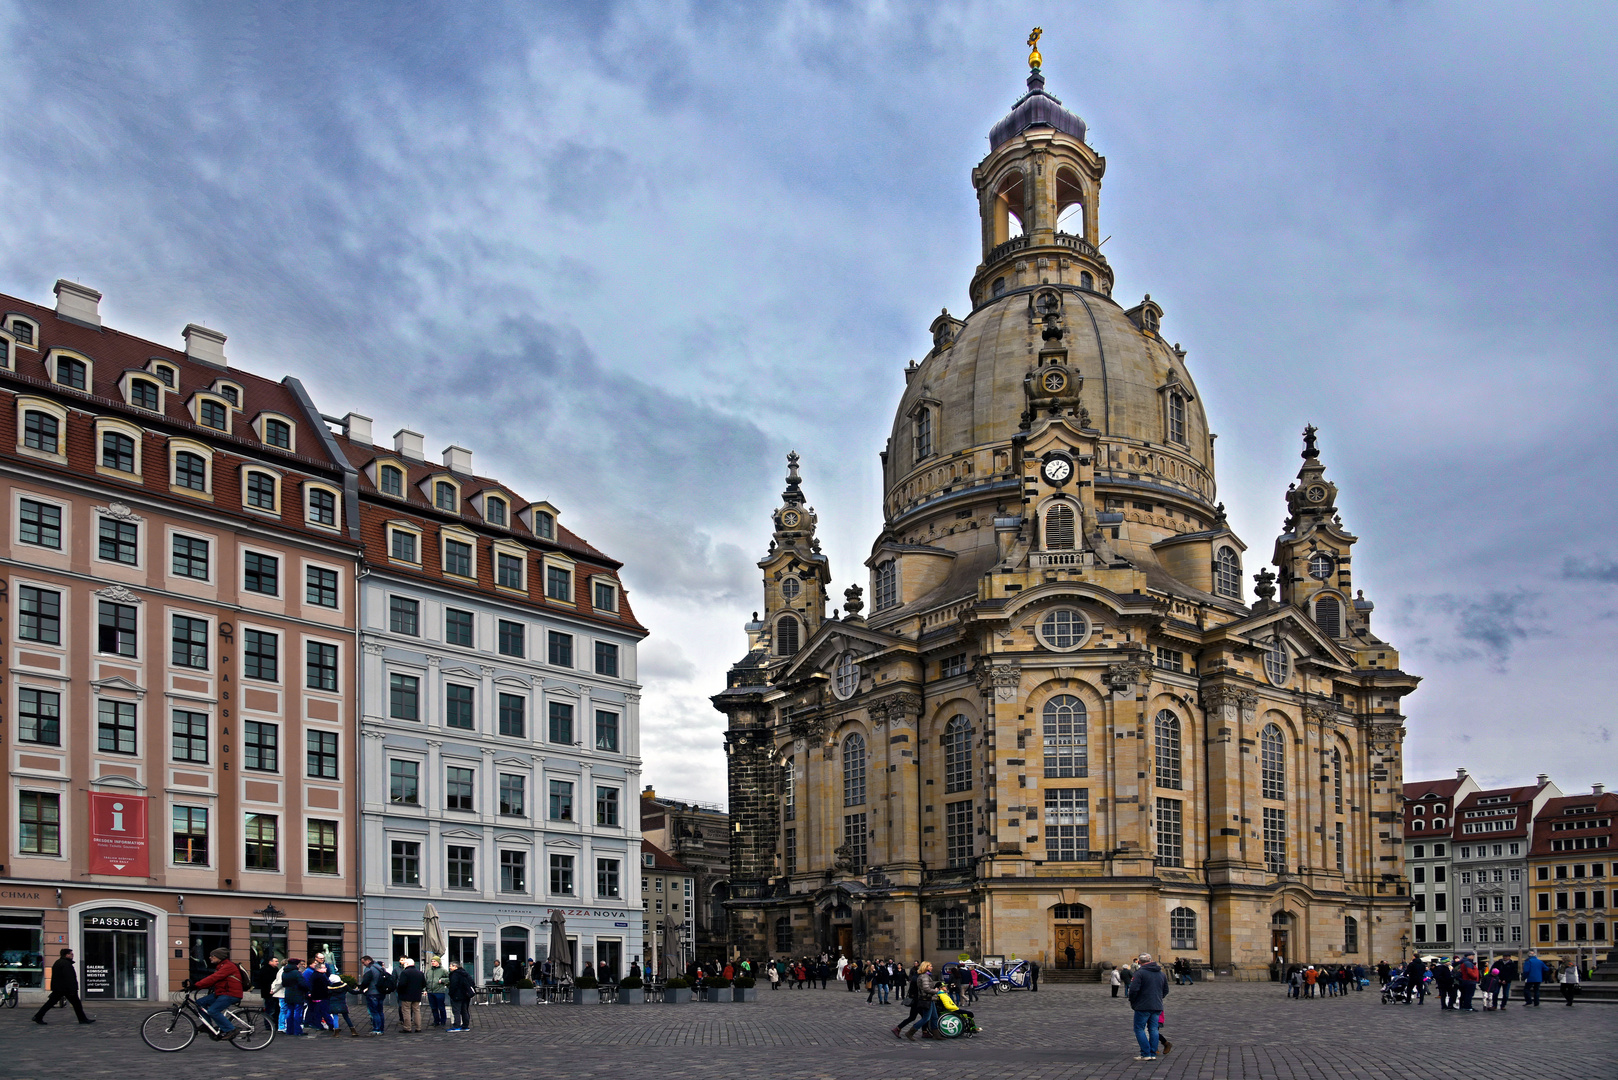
xmin=1400 ymin=934 xmax=1411 ymax=963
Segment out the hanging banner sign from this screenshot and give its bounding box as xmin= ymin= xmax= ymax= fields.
xmin=88 ymin=792 xmax=149 ymax=877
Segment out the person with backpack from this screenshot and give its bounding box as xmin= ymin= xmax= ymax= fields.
xmin=446 ymin=960 xmax=475 ymax=1031
xmin=357 ymin=955 xmax=393 ymax=1034
xmin=192 ymin=948 xmax=247 ymax=1036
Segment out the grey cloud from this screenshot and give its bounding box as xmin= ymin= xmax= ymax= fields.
xmin=1403 ymin=590 xmax=1549 ymax=670
xmin=1562 ymin=557 xmax=1618 ymax=584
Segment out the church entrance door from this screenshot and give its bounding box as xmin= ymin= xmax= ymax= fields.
xmin=1054 ymin=925 xmax=1085 ymax=969
xmin=835 ymin=926 xmax=853 ymax=957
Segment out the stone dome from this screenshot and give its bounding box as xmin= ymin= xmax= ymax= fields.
xmin=988 ymin=71 xmax=1086 ymax=152
xmin=883 ymin=285 xmax=1215 ymax=528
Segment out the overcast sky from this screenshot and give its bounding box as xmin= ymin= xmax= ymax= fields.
xmin=2 ymin=2 xmax=1613 ymax=806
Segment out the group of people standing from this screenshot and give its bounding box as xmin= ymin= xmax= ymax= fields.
xmin=1284 ymin=964 xmax=1366 ymax=997
xmin=251 ymin=953 xmax=478 ymax=1035
xmin=1381 ymin=951 xmax=1584 ymax=1010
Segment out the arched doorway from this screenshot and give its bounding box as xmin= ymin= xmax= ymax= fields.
xmin=1052 ymin=903 xmax=1087 ymax=969
xmin=499 ymin=925 xmax=530 ymax=985
xmin=1271 ymin=910 xmax=1293 ymax=977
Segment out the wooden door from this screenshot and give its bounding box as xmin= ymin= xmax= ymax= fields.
xmin=1054 ymin=925 xmax=1085 ymax=968
xmin=836 ymin=926 xmax=853 ymax=956
xmin=1271 ymin=929 xmax=1288 ymax=966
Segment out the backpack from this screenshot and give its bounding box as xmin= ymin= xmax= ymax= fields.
xmin=374 ymin=965 xmax=397 ymax=995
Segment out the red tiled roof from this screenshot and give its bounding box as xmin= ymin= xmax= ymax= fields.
xmin=1528 ymin=792 xmax=1618 ymax=857
xmin=641 ymin=839 xmax=693 ymax=875
xmin=1451 ymin=783 xmax=1547 ymax=841
xmin=1403 ymin=777 xmax=1468 ymax=839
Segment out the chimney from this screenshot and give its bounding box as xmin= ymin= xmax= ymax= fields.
xmin=393 ymin=428 xmax=424 ymax=461
xmin=1456 ymin=767 xmax=1468 ymax=780
xmin=1596 ymin=784 xmax=1607 ymax=797
xmin=343 ymin=412 xmax=373 ymax=446
xmin=54 ymin=279 xmax=102 ymax=328
xmin=183 ymin=324 xmax=228 ymax=367
xmin=1537 ymin=773 xmax=1550 ymax=786
xmin=442 ymin=445 xmax=473 ymax=474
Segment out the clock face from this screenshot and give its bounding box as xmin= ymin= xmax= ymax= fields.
xmin=1306 ymin=485 xmax=1327 ymax=503
xmin=781 ymin=510 xmax=801 ymax=528
xmin=1041 ymin=456 xmax=1073 ymax=484
xmin=1041 ymin=370 xmax=1067 ymax=394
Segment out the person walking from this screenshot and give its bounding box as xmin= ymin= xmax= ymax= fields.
xmin=1065 ymin=943 xmax=1077 ymax=969
xmin=1522 ymin=951 xmax=1547 ymax=1007
xmin=768 ymin=961 xmax=780 ymax=991
xmin=396 ymin=957 xmax=426 ymax=1032
xmin=1030 ymin=959 xmax=1040 ymax=992
xmin=1403 ymin=958 xmax=1426 ymax=1004
xmin=425 ymin=956 xmax=449 ymax=1025
xmin=1457 ymin=953 xmax=1480 ymax=1012
xmin=1559 ymin=958 xmax=1580 ymax=1006
xmin=1126 ymin=953 xmax=1170 ymax=1062
xmin=281 ymin=958 xmax=307 ymax=1037
xmin=1109 ymin=965 xmax=1123 ymax=998
xmin=892 ymin=962 xmax=928 ymax=1039
xmin=254 ymin=956 xmax=281 ymax=1029
xmin=32 ymin=948 xmax=93 ymax=1026
xmin=357 ymin=955 xmax=389 ymax=1034
xmin=301 ymin=959 xmax=334 ymax=1035
xmin=1497 ymin=956 xmax=1517 ymax=1008
xmin=1431 ymin=958 xmax=1455 ymax=1009
xmin=446 ymin=960 xmax=475 ymax=1030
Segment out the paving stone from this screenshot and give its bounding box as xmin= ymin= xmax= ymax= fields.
xmin=3 ymin=982 xmax=1613 ymax=1080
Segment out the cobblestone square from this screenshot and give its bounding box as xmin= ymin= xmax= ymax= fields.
xmin=5 ymin=982 xmax=1613 ymax=1080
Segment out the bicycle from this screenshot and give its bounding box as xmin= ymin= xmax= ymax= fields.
xmin=140 ymin=988 xmax=275 ymax=1052
xmin=2 ymin=979 xmax=19 ymax=1008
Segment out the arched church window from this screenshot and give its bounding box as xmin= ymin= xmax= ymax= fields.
xmin=783 ymin=756 xmax=795 ymax=821
xmin=1042 ymin=695 xmax=1087 ymax=778
xmin=1260 ymin=723 xmax=1285 ymax=800
xmin=873 ymin=560 xmax=898 ymax=611
xmin=842 ymin=733 xmax=867 ymax=806
xmin=1214 ymin=547 xmax=1241 ymax=599
xmin=1044 ymin=503 xmax=1076 ymax=550
xmin=1333 ymin=749 xmax=1343 ymax=814
xmin=943 ymin=715 xmax=973 ymax=793
xmin=1154 ymin=710 xmax=1181 ymax=790
xmin=833 ymin=652 xmax=860 ymax=700
xmin=1169 ymin=907 xmax=1197 ymax=950
xmin=1056 ymin=167 xmax=1085 ymax=238
xmin=1168 ymin=392 xmax=1186 ymax=445
xmin=775 ymin=916 xmax=792 ymax=952
xmin=995 ymin=170 xmax=1025 ymax=242
xmin=1079 ymin=271 xmax=1094 ymax=291
xmin=1344 ymin=916 xmax=1359 ymax=953
xmin=775 ymin=615 xmax=800 ymax=657
xmin=1264 ymin=639 xmax=1290 ymax=686
xmin=914 ymin=406 xmax=934 ymax=462
xmin=992 ymin=276 xmax=1007 ymax=297
xmin=1315 ymin=595 xmax=1342 ymax=637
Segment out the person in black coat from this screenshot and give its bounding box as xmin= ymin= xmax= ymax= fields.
xmin=1029 ymin=959 xmax=1040 ymax=992
xmin=32 ymin=949 xmax=93 ymax=1024
xmin=254 ymin=957 xmax=281 ymax=1027
xmin=395 ymin=958 xmax=427 ymax=1032
xmin=445 ymin=961 xmax=475 ymax=1032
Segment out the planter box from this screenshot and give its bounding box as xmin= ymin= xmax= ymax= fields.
xmin=705 ymin=989 xmax=730 ymax=1002
xmin=664 ymin=987 xmax=692 ymax=1003
xmin=572 ymin=989 xmax=600 ymax=1005
xmin=732 ymin=987 xmax=758 ymax=1002
xmin=617 ymin=988 xmax=644 ymax=1004
xmin=511 ymin=988 xmax=536 ymax=1006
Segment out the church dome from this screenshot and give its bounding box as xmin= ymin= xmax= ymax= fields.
xmin=988 ymin=71 xmax=1086 ymax=151
xmin=883 ymin=287 xmax=1215 ymax=526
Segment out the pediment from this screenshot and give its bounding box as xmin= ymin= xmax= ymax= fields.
xmin=91 ymin=675 xmax=146 ymax=698
xmin=1218 ymin=605 xmax=1352 ymax=671
xmin=441 ymin=665 xmax=482 ymax=679
xmin=441 ymin=828 xmax=481 ymax=840
xmin=779 ymin=618 xmax=907 ymax=683
xmin=495 ymin=756 xmax=531 ymax=769
xmin=92 ymin=774 xmax=147 ymax=791
xmin=493 ymin=675 xmax=530 ymax=689
xmin=494 ymin=832 xmax=531 ymax=845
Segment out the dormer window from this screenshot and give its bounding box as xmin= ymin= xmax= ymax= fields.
xmin=175 ymin=450 xmax=209 ymax=491
xmin=8 ymin=318 xmax=35 ymax=346
xmin=873 ymin=560 xmax=898 ymax=610
xmin=914 ymin=405 xmax=934 ymax=461
xmin=379 ymin=464 xmax=404 ymax=497
xmin=485 ymin=496 xmax=508 ymax=526
xmin=55 ymin=356 xmax=87 ymax=390
xmin=389 ymin=526 xmax=419 ymax=564
xmin=307 ymin=486 xmax=337 ymax=527
xmin=435 ymin=481 xmax=457 ymax=512
xmin=215 ymin=384 xmax=240 ymax=407
xmin=1214 ymin=546 xmax=1241 ymax=599
xmin=1167 ymin=392 xmax=1186 ymax=444
xmin=129 ymin=379 xmax=161 ymax=411
xmin=151 ymin=362 xmax=176 ymax=387
xmin=263 ymin=418 xmax=291 ymax=449
xmin=245 ymin=470 xmax=278 ymax=511
xmin=534 ymin=511 xmax=554 ymax=540
xmin=593 ymin=579 xmax=618 ymax=612
xmin=199 ymin=399 xmax=228 ymax=430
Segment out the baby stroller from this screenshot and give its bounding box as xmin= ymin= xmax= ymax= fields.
xmin=933 ymin=989 xmax=981 ymax=1038
xmin=1380 ymin=972 xmax=1413 ymax=1004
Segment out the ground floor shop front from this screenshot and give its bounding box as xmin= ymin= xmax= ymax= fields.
xmin=363 ymin=896 xmax=642 ymax=985
xmin=0 ymin=883 xmax=355 ymax=1003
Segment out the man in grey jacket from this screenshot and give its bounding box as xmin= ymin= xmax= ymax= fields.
xmin=1125 ymin=953 xmax=1170 ymax=1061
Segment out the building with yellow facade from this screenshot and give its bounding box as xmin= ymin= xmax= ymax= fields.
xmin=714 ymin=46 xmax=1419 ymax=978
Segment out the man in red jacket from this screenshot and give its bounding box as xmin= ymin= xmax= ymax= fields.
xmin=194 ymin=948 xmax=247 ymax=1035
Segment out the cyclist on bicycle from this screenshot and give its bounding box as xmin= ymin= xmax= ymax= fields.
xmin=194 ymin=948 xmax=247 ymax=1035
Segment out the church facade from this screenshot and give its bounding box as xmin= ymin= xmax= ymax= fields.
xmin=715 ymin=53 xmax=1418 ymax=978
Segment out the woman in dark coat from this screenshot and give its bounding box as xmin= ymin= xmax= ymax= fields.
xmin=445 ymin=961 xmax=476 ymax=1031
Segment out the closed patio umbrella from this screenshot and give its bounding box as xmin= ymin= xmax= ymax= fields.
xmin=547 ymin=910 xmax=572 ymax=982
xmin=661 ymin=917 xmax=682 ymax=980
xmin=423 ymin=903 xmax=447 ymax=962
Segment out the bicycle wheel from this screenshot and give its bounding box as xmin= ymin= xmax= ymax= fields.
xmin=230 ymin=1008 xmax=276 ymax=1050
xmin=141 ymin=1008 xmax=198 ymax=1052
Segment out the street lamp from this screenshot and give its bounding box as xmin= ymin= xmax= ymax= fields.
xmin=255 ymin=903 xmax=286 ymax=930
xmin=1400 ymin=934 xmax=1410 ymax=962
